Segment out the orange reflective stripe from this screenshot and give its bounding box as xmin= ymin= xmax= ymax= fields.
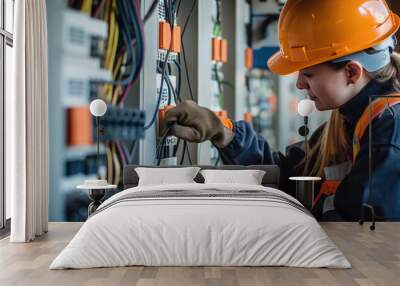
xmin=215 ymin=111 xmax=233 ymax=130
xmin=320 ymin=180 xmax=341 ymax=196
xmin=220 ymin=118 xmax=233 ymax=130
xmin=313 ymin=94 xmax=400 ymax=211
xmin=352 ymin=94 xmax=400 ymax=163
xmin=312 ymin=180 xmax=341 ymax=209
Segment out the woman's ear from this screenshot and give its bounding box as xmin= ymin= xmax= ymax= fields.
xmin=344 ymin=61 xmax=364 ymax=85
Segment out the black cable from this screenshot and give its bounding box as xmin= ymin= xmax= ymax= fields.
xmin=144 ymin=51 xmax=171 ymax=129
xmin=215 ymin=0 xmax=221 ymax=25
xmin=144 ymin=17 xmax=174 ymax=130
xmin=153 ymin=0 xmax=178 ymax=161
xmin=144 ymin=0 xmax=159 ymax=23
xmin=179 ymin=0 xmax=197 ymax=101
xmin=156 ymin=126 xmax=172 ymax=165
xmin=156 ymin=66 xmax=179 ymax=104
xmin=168 ymin=77 xmax=179 ymax=104
xmin=165 ymin=74 xmax=174 ymax=105
xmin=213 ymin=63 xmax=223 ymax=95
xmin=173 ymin=60 xmax=182 ymax=103
xmin=168 ymin=0 xmax=174 ymax=24
xmin=167 ymin=63 xmax=172 ymax=75
xmin=151 ymin=0 xmax=194 ymax=164
xmin=172 ymin=58 xmax=190 ymax=165
xmin=181 ymin=42 xmax=194 ymax=100
xmin=118 ymin=1 xmax=134 ymax=36
xmin=180 ymin=140 xmax=187 ymax=165
xmin=186 ymin=140 xmax=193 ymax=165
xmin=164 ymin=0 xmax=170 ymax=23
xmin=174 ymin=138 xmax=181 ymax=158
xmin=176 ymin=0 xmax=182 ymax=16
xmin=172 ymin=57 xmax=188 ymax=165
xmin=167 ymin=0 xmax=176 ymax=104
xmin=166 ymin=70 xmax=173 ymax=105
xmin=175 ymin=0 xmax=197 ymax=162
xmin=245 ymin=74 xmax=251 ymax=112
xmin=113 ymin=1 xmax=137 ymax=85
xmin=182 ymin=0 xmax=197 ymax=36
xmin=157 ymin=62 xmax=173 ymax=105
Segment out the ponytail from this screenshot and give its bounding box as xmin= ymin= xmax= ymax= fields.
xmin=368 ymin=52 xmax=400 ymax=92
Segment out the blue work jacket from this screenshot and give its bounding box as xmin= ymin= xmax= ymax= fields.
xmin=218 ymin=80 xmax=400 ymax=221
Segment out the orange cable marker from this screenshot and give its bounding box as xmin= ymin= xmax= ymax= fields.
xmin=220 ymin=39 xmax=228 ymax=63
xmin=67 ymin=106 xmax=93 ymax=146
xmin=212 ymin=38 xmax=221 ymax=61
xmin=171 ymin=26 xmax=181 ymax=53
xmin=159 ymin=21 xmax=171 ymax=50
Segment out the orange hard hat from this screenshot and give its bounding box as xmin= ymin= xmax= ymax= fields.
xmin=267 ymin=0 xmax=400 ymax=75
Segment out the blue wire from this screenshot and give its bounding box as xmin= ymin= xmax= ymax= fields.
xmin=144 ymin=50 xmax=171 ymax=130
xmin=116 ymin=0 xmax=141 ymax=85
xmin=93 ymin=0 xmax=144 ymax=87
xmin=126 ymin=0 xmax=144 ymax=83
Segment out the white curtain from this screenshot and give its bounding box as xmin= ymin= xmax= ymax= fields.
xmin=7 ymin=0 xmax=49 ymax=242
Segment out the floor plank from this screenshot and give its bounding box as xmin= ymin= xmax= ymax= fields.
xmin=0 ymin=222 xmax=399 ymax=286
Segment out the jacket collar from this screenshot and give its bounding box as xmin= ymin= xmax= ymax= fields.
xmin=339 ymin=80 xmax=396 ymax=133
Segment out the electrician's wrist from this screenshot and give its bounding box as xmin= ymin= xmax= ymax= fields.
xmin=211 ymin=127 xmax=235 ymax=148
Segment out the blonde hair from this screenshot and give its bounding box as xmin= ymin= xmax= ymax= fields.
xmin=304 ymin=52 xmax=400 ymax=177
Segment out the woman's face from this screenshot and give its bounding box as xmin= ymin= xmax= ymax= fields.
xmin=296 ymin=62 xmax=368 ymax=111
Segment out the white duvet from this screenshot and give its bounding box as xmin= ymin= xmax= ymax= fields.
xmin=50 ymin=183 xmax=351 ymax=269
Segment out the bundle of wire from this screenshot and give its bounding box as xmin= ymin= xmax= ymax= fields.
xmin=71 ymin=0 xmax=162 ymax=185
xmin=144 ymin=0 xmax=175 ymax=131
xmin=88 ymin=0 xmax=195 ymax=176
xmin=150 ymin=0 xmax=175 ymax=166
xmin=89 ymin=0 xmax=149 ymax=185
xmin=152 ymin=0 xmax=197 ymax=166
xmin=90 ymin=0 xmax=145 ymax=93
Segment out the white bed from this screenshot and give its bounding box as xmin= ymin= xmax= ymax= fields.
xmin=50 ymin=183 xmax=351 ymax=269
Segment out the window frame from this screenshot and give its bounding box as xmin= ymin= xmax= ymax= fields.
xmin=0 ymin=0 xmax=13 ymax=231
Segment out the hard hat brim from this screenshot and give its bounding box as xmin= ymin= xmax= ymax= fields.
xmin=268 ymin=12 xmax=400 ymax=76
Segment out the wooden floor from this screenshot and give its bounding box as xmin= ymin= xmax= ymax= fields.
xmin=0 ymin=222 xmax=399 ymax=286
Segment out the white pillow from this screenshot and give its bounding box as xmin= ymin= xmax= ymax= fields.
xmin=135 ymin=167 xmax=201 ymax=186
xmin=200 ymin=169 xmax=266 ymax=185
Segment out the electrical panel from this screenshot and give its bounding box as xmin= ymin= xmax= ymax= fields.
xmin=157 ymin=0 xmax=179 ymax=63
xmin=156 ymin=74 xmax=177 ymax=107
xmin=47 ymin=6 xmax=111 ymax=222
xmin=155 ymin=0 xmax=181 ymax=166
xmin=209 ymin=0 xmax=228 ymax=166
xmin=61 ymin=9 xmax=111 ymax=107
xmin=48 ymin=0 xmax=146 ymax=222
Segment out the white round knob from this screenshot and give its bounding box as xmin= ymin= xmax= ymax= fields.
xmin=90 ymin=99 xmax=107 ymax=117
xmin=297 ymin=99 xmax=315 ymax=117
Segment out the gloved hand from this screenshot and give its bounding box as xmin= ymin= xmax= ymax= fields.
xmin=164 ymin=100 xmax=234 ymax=148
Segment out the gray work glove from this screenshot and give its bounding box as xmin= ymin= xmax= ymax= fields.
xmin=164 ymin=100 xmax=234 ymax=148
